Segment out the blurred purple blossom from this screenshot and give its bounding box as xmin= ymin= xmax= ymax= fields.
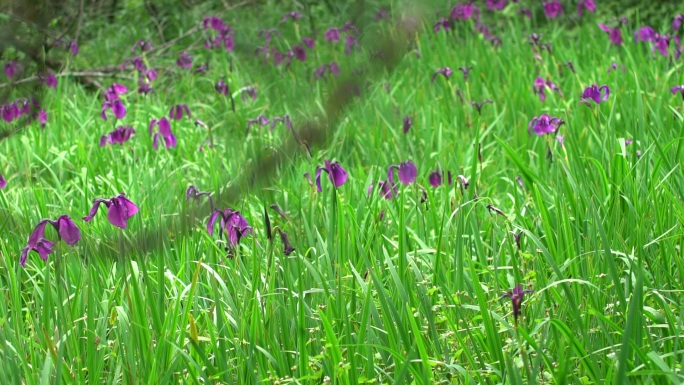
xmin=39 ymin=110 xmax=47 ymax=127
xmin=634 ymin=26 xmax=656 ymax=43
xmin=580 ymin=84 xmax=610 ymax=105
xmin=101 ymin=100 xmax=126 ymax=120
xmin=100 ymin=126 xmax=135 ymax=146
xmin=674 ymin=14 xmax=684 ymax=31
xmin=316 ymin=160 xmax=348 ymax=192
xmin=486 ymin=0 xmax=507 ymax=11
xmin=20 ymin=215 xmax=81 ymax=266
xmin=4 ymin=61 xmax=17 ymax=78
xmin=215 ymin=77 xmax=229 ymax=95
xmin=150 ymin=117 xmax=177 ymax=149
xmin=533 ymin=77 xmax=562 ymax=101
xmin=556 ymin=135 xmax=565 ymax=147
xmin=431 ymin=67 xmax=453 ymax=83
xmin=344 ymin=35 xmax=359 ymax=55
xmin=388 ymin=161 xmax=417 ymax=186
xmin=41 ymin=71 xmax=58 ymax=88
xmin=502 ymin=284 xmax=534 ymax=324
xmin=543 ymin=0 xmax=563 ymax=18
xmin=577 ymin=0 xmax=595 ymax=16
xmin=599 ymin=23 xmax=624 ymax=45
xmin=403 ymin=115 xmax=413 ymax=134
xmin=241 ymin=86 xmax=257 ymax=101
xmin=528 ymin=114 xmax=564 ymax=136
xmin=177 ymin=51 xmax=193 ymax=69
xmin=670 ymin=85 xmax=684 ymax=99
xmin=83 ymin=193 xmax=138 ymax=229
xmin=207 ymin=207 xmax=252 ymax=249
xmin=429 ymin=170 xmax=452 ymax=187
xmin=374 ymin=7 xmax=389 ymax=21
xmin=451 ymin=3 xmax=478 ymax=21
xmin=132 ymin=40 xmax=154 ymax=54
xmin=471 ymin=99 xmax=493 ymax=114
xmin=607 ymin=62 xmax=625 ymax=73
xmin=459 ymin=66 xmax=473 ymax=81
xmin=258 ymin=29 xmax=281 ymax=43
xmin=169 ymin=104 xmax=191 ymax=120
xmin=434 ymin=18 xmax=450 ymax=34
xmin=302 ymin=37 xmax=315 ymax=49
xmin=325 ymin=27 xmax=340 ymax=43
xmin=202 ymin=16 xmax=234 ymax=51
xmin=282 ymin=11 xmax=303 ymax=22
xmin=0 ymin=174 xmax=6 ymax=189
xmin=105 ymin=83 xmax=127 ymax=101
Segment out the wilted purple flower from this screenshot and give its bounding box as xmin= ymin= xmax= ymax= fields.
xmin=471 ymin=99 xmax=493 ymax=114
xmin=315 ymin=160 xmax=348 ymax=192
xmin=131 ymin=40 xmax=154 ymax=54
xmin=451 ymin=3 xmax=478 ymax=21
xmin=292 ymin=45 xmax=307 ymax=61
xmin=486 ymin=0 xmax=507 ymax=11
xmin=169 ymin=104 xmax=191 ymax=120
xmin=83 ymin=193 xmax=139 ymax=229
xmin=177 ymin=51 xmax=193 ymax=69
xmin=502 ymin=284 xmax=534 ymax=324
xmin=459 ymin=66 xmax=473 ymax=81
xmin=543 ymin=0 xmax=563 ymax=18
xmin=325 ymin=27 xmax=340 ymax=42
xmin=674 ymin=14 xmax=684 ymax=31
xmin=282 ymin=11 xmax=303 ymax=22
xmin=4 ymin=61 xmax=17 ymax=78
xmin=207 ymin=208 xmax=252 ymax=250
xmin=19 ymin=215 xmax=81 ymax=266
xmin=149 ymin=117 xmax=177 ymax=149
xmin=528 ymin=114 xmax=564 ymax=136
xmin=580 ymin=84 xmax=610 ymax=105
xmin=434 ymin=18 xmax=450 ymax=34
xmin=270 ymin=114 xmax=292 ymax=131
xmin=577 ymin=0 xmax=595 ymax=16
xmin=634 ymin=26 xmax=656 ymax=43
xmin=0 ymin=174 xmax=6 ymax=189
xmin=388 ymin=161 xmax=417 ymax=186
xmin=302 ymin=37 xmax=315 ymax=49
xmin=100 ymin=126 xmax=135 ymax=146
xmin=101 ymin=100 xmax=126 ymax=120
xmin=241 ymin=86 xmax=257 ymax=101
xmin=403 ymin=115 xmax=413 ymax=134
xmin=670 ymin=85 xmax=684 ymax=99
xmin=278 ymin=229 xmax=295 ymax=256
xmin=246 ymin=114 xmax=270 ymax=132
xmin=457 ymin=175 xmax=470 ymax=189
xmin=215 ymin=77 xmax=229 ymax=95
xmin=431 ymin=67 xmax=453 ymax=83
xmin=599 ymin=23 xmax=623 ymax=45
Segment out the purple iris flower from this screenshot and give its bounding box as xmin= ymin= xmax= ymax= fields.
xmin=368 ymin=180 xmax=395 ymax=200
xmin=241 ymin=86 xmax=258 ymax=101
xmin=169 ymin=104 xmax=191 ymax=120
xmin=0 ymin=173 xmax=6 ymax=189
xmin=313 ymin=62 xmax=341 ymax=80
xmin=292 ymin=45 xmax=307 ymax=61
xmin=4 ymin=61 xmax=17 ymax=78
xmin=486 ymin=0 xmax=507 ymax=11
xmin=329 ymin=62 xmax=340 ymax=76
xmin=674 ymin=14 xmax=684 ymax=31
xmin=451 ymin=3 xmax=478 ymax=21
xmin=105 ymin=83 xmax=127 ymax=101
xmin=543 ymin=0 xmax=563 ymax=18
xmin=207 ymin=208 xmax=252 ymax=249
xmin=215 ymin=77 xmax=229 ymax=95
xmin=670 ymin=85 xmax=684 ymax=99
xmin=177 ymin=51 xmax=193 ymax=69
xmin=459 ymin=66 xmax=473 ymax=81
xmin=101 ymin=100 xmax=126 ymax=120
xmin=20 ymin=215 xmax=81 ymax=266
xmin=202 ymin=16 xmax=234 ymax=51
xmin=428 ymin=170 xmax=452 ymax=187
xmin=344 ymin=35 xmax=358 ymax=55
xmin=634 ymin=26 xmax=656 ymax=42
xmin=39 ymin=110 xmax=47 ymax=127
xmin=471 ymin=99 xmax=493 ymax=115
xmin=580 ymin=84 xmax=610 ymax=105
xmin=302 ymin=37 xmax=315 ymax=49
xmin=83 ymin=193 xmax=139 ymax=229
xmin=431 ymin=67 xmax=453 ymax=83
xmin=131 ymin=40 xmax=154 ymax=54
xmin=533 ymin=78 xmax=562 ymax=101
xmin=403 ymin=115 xmax=413 ymax=134
xmin=434 ymin=18 xmax=450 ymax=34
xmin=246 ymin=114 xmax=270 ymax=133
xmin=100 ymin=126 xmax=135 ymax=146
xmin=270 ymin=114 xmax=292 ymax=131
xmin=599 ymin=23 xmax=624 ymax=45
xmin=315 ymin=160 xmax=348 ymax=192
xmin=325 ymin=27 xmax=340 ymax=43
xmin=68 ymin=40 xmax=79 ymax=56
xmin=277 ymin=229 xmax=295 ymax=256
xmin=41 ymin=71 xmax=58 ymax=88
xmin=149 ymin=117 xmax=177 ymax=149
xmin=577 ymin=0 xmax=595 ymax=16
xmin=528 ymin=114 xmax=564 ymax=136
xmin=282 ymin=11 xmax=303 ymax=22
xmin=388 ymin=161 xmax=417 ymax=186
xmin=502 ymin=284 xmax=534 ymax=324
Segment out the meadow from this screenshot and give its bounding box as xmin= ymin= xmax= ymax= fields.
xmin=1 ymin=0 xmax=684 ymax=383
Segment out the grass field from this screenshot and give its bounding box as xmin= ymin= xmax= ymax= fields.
xmin=2 ymin=1 xmax=684 ymax=384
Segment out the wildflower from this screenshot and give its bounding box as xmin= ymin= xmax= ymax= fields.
xmin=459 ymin=66 xmax=473 ymax=81
xmin=324 ymin=27 xmax=340 ymax=42
xmin=0 ymin=174 xmax=6 ymax=189
xmin=100 ymin=126 xmax=135 ymax=146
xmin=471 ymin=99 xmax=493 ymax=115
xmin=202 ymin=16 xmax=235 ymax=51
xmin=429 ymin=170 xmax=451 ymax=187
xmin=207 ymin=207 xmax=252 ymax=249
xmin=580 ymin=84 xmax=610 ymax=105
xmin=457 ymin=175 xmax=470 ymax=189
xmin=599 ymin=23 xmax=624 ymax=45
xmin=674 ymin=14 xmax=684 ymax=31
xmin=533 ymin=77 xmax=561 ymax=101
xmin=83 ymin=193 xmax=139 ymax=229
xmin=607 ymin=62 xmax=625 ymax=73
xmin=169 ymin=104 xmax=191 ymax=120
xmin=528 ymin=114 xmax=564 ymax=136
xmin=246 ymin=114 xmax=270 ymax=132
xmin=278 ymin=229 xmax=295 ymax=256
xmin=105 ymin=83 xmax=127 ymax=101
xmin=431 ymin=67 xmax=453 ymax=83
xmin=670 ymin=85 xmax=684 ymax=99
xmin=403 ymin=115 xmax=413 ymax=134
xmin=270 ymin=114 xmax=292 ymax=131
xmin=149 ymin=117 xmax=177 ymax=149
xmin=577 ymin=0 xmax=595 ymax=16
xmin=240 ymin=86 xmax=257 ymax=101
xmin=42 ymin=71 xmax=58 ymax=88
xmin=502 ymin=284 xmax=534 ymax=324
xmin=519 ymin=8 xmax=531 ymax=19
xmin=101 ymin=100 xmax=126 ymax=120
xmin=215 ymin=77 xmax=229 ymax=95
xmin=20 ymin=215 xmax=81 ymax=266
xmin=292 ymin=45 xmax=307 ymax=61
xmin=302 ymin=37 xmax=315 ymax=49
xmin=131 ymin=40 xmax=154 ymax=54
xmin=486 ymin=0 xmax=507 ymax=11
xmin=315 ymin=160 xmax=348 ymax=192
xmin=4 ymin=61 xmax=17 ymax=78
xmin=451 ymin=3 xmax=478 ymax=21
xmin=634 ymin=26 xmax=655 ymax=42
xmin=434 ymin=18 xmax=450 ymax=34
xmin=368 ymin=180 xmax=395 ymax=200
xmin=177 ymin=51 xmax=193 ymax=69
xmin=282 ymin=11 xmax=303 ymax=22
xmin=543 ymin=0 xmax=563 ymax=18
xmin=344 ymin=35 xmax=358 ymax=55
xmin=388 ymin=161 xmax=417 ymax=186
xmin=68 ymin=40 xmax=79 ymax=56
xmin=185 ymin=185 xmax=212 ymax=203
